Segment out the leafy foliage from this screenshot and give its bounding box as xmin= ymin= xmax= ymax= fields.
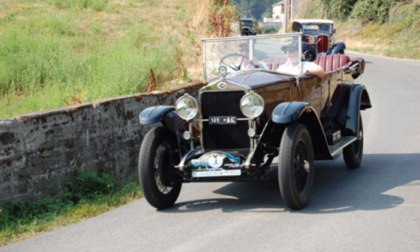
xmin=0 ymin=169 xmax=142 ymax=245
xmin=256 ymin=26 xmax=279 ymax=34
xmin=351 ymin=0 xmax=397 ymax=23
xmin=232 ymin=0 xmax=278 ymax=20
xmin=320 ymin=0 xmax=358 ymax=20
xmin=208 ymin=0 xmax=239 ymax=37
xmin=319 ymin=0 xmax=405 ymax=23
xmin=62 ymin=169 xmax=116 ymax=203
xmin=0 ymin=170 xmax=116 ymax=229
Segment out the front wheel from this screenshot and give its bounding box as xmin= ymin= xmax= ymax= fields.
xmin=343 ymin=116 xmax=364 ymax=169
xmin=278 ymin=123 xmax=315 ymax=210
xmin=138 ymin=127 xmax=182 ymax=209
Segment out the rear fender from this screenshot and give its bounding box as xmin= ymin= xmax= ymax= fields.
xmin=332 ymin=42 xmax=346 ymax=54
xmin=345 ymin=85 xmax=372 ymax=136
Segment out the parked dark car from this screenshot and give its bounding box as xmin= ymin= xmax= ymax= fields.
xmin=292 ymin=19 xmax=346 ymax=55
xmin=240 ymin=18 xmax=257 ymax=36
xmin=138 ymin=34 xmax=370 ymax=210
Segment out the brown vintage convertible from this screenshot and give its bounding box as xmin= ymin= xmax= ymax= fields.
xmin=138 ymin=33 xmax=371 ymax=210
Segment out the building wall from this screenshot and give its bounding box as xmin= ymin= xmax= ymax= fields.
xmin=0 ymin=83 xmax=204 ymax=205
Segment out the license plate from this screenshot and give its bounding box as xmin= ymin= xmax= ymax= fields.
xmin=192 ymin=169 xmax=241 ymax=177
xmin=208 ymin=116 xmax=237 ymax=125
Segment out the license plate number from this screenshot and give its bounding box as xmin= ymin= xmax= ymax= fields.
xmin=208 ymin=116 xmax=237 ymax=125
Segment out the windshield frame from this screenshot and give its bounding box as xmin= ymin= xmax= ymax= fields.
xmin=201 ymin=33 xmax=303 ymax=82
xmin=301 ymin=23 xmax=333 ymax=34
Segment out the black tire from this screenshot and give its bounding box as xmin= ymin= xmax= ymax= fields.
xmin=138 ymin=127 xmax=182 ymax=209
xmin=343 ymin=116 xmax=364 ymax=169
xmin=278 ymin=123 xmax=315 ymax=210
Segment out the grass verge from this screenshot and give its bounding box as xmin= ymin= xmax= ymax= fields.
xmin=0 ymin=0 xmax=208 ymax=119
xmin=303 ymin=0 xmax=420 ymax=59
xmin=0 ymin=170 xmax=142 ymax=246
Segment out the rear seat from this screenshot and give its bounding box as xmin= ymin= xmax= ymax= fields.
xmin=262 ymin=54 xmax=352 ymax=73
xmin=314 ymin=55 xmax=351 ymax=73
xmin=261 ymin=57 xmax=286 ymax=71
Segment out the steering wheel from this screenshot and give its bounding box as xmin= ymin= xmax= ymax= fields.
xmin=219 ymin=53 xmax=250 ymax=71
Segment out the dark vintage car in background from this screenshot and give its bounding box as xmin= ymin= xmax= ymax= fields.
xmin=240 ymin=18 xmax=257 ymax=36
xmin=292 ymin=19 xmax=346 ymax=55
xmin=138 ymin=33 xmax=370 ymax=210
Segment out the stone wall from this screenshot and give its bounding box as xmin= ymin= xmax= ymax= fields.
xmin=0 ymin=83 xmax=203 ymax=205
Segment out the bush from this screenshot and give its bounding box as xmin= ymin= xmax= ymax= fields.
xmin=62 ymin=169 xmax=117 ymax=203
xmin=321 ymin=0 xmax=358 ymax=20
xmin=351 ymin=0 xmax=400 ymax=23
xmin=256 ymin=26 xmax=278 ymax=34
xmin=0 ymin=169 xmax=117 ymax=228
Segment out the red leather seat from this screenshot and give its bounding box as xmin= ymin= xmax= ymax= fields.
xmin=314 ymin=55 xmax=351 ymax=73
xmin=261 ymin=57 xmax=287 ymax=71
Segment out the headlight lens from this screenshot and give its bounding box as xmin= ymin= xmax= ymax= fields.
xmin=175 ymin=94 xmax=198 ymax=121
xmin=308 ymin=36 xmax=316 ymax=44
xmin=240 ymin=92 xmax=264 ymax=118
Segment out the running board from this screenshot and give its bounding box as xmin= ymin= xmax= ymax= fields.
xmin=328 ymin=136 xmax=357 ymax=158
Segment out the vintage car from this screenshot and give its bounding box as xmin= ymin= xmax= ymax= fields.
xmin=292 ymin=19 xmax=346 ymax=55
xmin=240 ymin=18 xmax=257 ymax=36
xmin=138 ymin=33 xmax=370 ymax=210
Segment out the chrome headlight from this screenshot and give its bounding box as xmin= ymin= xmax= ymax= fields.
xmin=240 ymin=92 xmax=264 ymax=118
xmin=308 ymin=36 xmax=316 ymax=44
xmin=175 ymin=94 xmax=198 ymax=121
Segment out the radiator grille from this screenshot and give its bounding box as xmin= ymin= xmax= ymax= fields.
xmin=317 ymin=35 xmax=329 ymax=54
xmin=200 ymin=91 xmax=249 ymax=150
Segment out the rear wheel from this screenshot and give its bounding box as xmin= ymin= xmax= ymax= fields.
xmin=138 ymin=127 xmax=182 ymax=209
xmin=278 ymin=123 xmax=315 ymax=210
xmin=343 ymin=116 xmax=364 ymax=169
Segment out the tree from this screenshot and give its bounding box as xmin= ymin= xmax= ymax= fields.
xmin=232 ymin=0 xmax=278 ymax=21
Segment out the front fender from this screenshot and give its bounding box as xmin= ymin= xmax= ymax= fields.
xmin=140 ymin=105 xmax=192 ymax=155
xmin=271 ymin=102 xmax=309 ymax=124
xmin=139 ymin=105 xmax=174 ymax=125
xmin=271 ymin=101 xmax=331 ymax=159
xmin=332 ymin=42 xmax=346 ymax=54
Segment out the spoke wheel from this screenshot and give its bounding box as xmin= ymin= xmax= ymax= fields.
xmin=138 ymin=127 xmax=182 ymax=209
xmin=343 ymin=116 xmax=364 ymax=169
xmin=278 ymin=123 xmax=314 ymax=210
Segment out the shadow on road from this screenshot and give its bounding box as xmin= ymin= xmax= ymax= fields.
xmin=164 ymin=153 xmax=420 ymax=214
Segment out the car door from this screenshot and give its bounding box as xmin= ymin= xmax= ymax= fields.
xmin=298 ymin=76 xmax=327 ymax=116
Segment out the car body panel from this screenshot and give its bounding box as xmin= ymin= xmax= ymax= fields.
xmin=139 ymin=33 xmax=371 ymax=182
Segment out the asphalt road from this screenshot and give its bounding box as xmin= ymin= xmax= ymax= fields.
xmin=2 ymin=53 xmax=420 ymax=252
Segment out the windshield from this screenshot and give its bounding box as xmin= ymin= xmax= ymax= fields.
xmin=202 ymin=33 xmax=303 ymax=81
xmin=302 ymin=23 xmax=333 ymax=33
xmin=241 ymin=20 xmax=253 ymax=27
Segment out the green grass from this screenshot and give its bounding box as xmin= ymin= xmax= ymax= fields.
xmin=3 ymin=0 xmax=418 ymax=119
xmin=0 ymin=170 xmax=142 ymax=246
xmin=0 ymin=0 xmax=204 ymax=119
